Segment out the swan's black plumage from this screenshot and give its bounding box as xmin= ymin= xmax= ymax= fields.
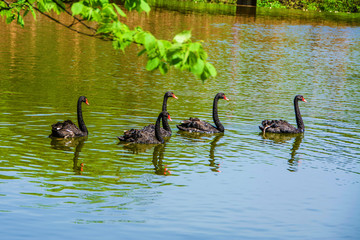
xmin=50 ymin=96 xmax=89 ymax=138
xmin=118 ymin=111 xmax=172 ymax=144
xmin=259 ymin=95 xmax=307 ymax=134
xmin=177 ymin=92 xmax=229 ymax=133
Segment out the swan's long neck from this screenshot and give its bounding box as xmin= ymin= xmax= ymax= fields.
xmin=161 ymin=95 xmax=171 ymax=132
xmin=212 ymin=96 xmax=225 ymax=132
xmin=155 ymin=113 xmax=164 ymax=143
xmin=77 ymin=99 xmax=88 ymax=134
xmin=294 ymin=98 xmax=304 ymax=132
xmin=162 ymin=94 xmax=169 ymax=112
xmin=162 ymin=115 xmax=171 ymax=132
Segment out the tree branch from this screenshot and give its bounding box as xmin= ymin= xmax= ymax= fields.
xmin=32 ymin=5 xmax=101 ymax=39
xmin=2 ymin=0 xmax=10 ymax=7
xmin=52 ymin=0 xmax=97 ymax=33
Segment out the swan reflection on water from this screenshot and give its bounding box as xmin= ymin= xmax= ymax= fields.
xmin=152 ymin=144 xmax=171 ymax=175
xmin=120 ymin=142 xmax=159 ymax=154
xmin=209 ymin=134 xmax=224 ymax=172
xmin=50 ymin=136 xmax=87 ymax=175
xmin=260 ymin=133 xmax=304 ymax=172
xmin=178 ymin=131 xmax=224 ymax=173
xmin=118 ymin=142 xmax=171 ymax=175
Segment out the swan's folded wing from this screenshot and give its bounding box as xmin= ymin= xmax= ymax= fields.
xmin=51 ymin=120 xmax=83 ymax=137
xmin=261 ymin=120 xmax=298 ymax=133
xmin=177 ymin=118 xmax=218 ymax=133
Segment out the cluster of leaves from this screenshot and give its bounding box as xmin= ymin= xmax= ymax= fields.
xmin=257 ymin=0 xmax=360 ymax=12
xmin=0 ymin=0 xmax=217 ymax=80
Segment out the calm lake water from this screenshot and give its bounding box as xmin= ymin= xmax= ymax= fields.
xmin=1 ymin=4 xmax=360 ymax=240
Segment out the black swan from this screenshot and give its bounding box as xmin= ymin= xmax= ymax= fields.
xmin=50 ymin=96 xmax=89 ymax=138
xmin=118 ymin=111 xmax=172 ymax=144
xmin=161 ymin=91 xmax=177 ymax=136
xmin=146 ymin=91 xmax=177 ymax=138
xmin=259 ymin=95 xmax=307 ymax=134
xmin=177 ymin=92 xmax=229 ymax=133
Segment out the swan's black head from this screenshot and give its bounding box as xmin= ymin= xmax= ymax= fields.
xmin=165 ymin=91 xmax=178 ymax=99
xmin=295 ymin=95 xmax=307 ymax=103
xmin=160 ymin=111 xmax=172 ymax=121
xmin=79 ymin=96 xmax=89 ymax=105
xmin=216 ymin=92 xmax=229 ymax=101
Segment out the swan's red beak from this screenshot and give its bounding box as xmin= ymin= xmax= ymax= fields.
xmin=302 ymin=97 xmax=307 ymax=103
xmin=172 ymin=94 xmax=178 ymax=99
xmin=85 ymin=99 xmax=89 ymax=105
xmin=168 ymin=115 xmax=172 ymax=121
xmin=224 ymin=96 xmax=229 ymax=101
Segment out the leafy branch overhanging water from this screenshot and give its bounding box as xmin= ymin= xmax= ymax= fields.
xmin=0 ymin=0 xmax=217 ymax=81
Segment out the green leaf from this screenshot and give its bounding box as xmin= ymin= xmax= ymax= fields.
xmin=200 ymin=71 xmax=209 ymax=81
xmin=137 ymin=48 xmax=147 ymax=56
xmin=205 ymin=62 xmax=217 ymax=77
xmin=174 ymin=30 xmax=191 ymax=44
xmin=17 ymin=14 xmax=24 ymax=27
xmin=23 ymin=8 xmax=29 ymax=17
xmin=6 ymin=14 xmax=15 ymax=24
xmin=103 ymin=5 xmax=115 ymax=17
xmin=140 ymin=0 xmax=151 ymax=13
xmin=182 ymin=49 xmax=190 ymax=65
xmin=191 ymin=58 xmax=205 ymax=75
xmin=71 ymin=2 xmax=84 ymax=15
xmin=157 ymin=40 xmax=165 ymax=57
xmin=96 ymin=24 xmax=112 ymax=34
xmin=29 ymin=6 xmax=37 ymax=20
xmin=144 ymin=34 xmax=156 ymax=50
xmin=159 ymin=62 xmax=168 ymax=75
xmin=122 ymin=31 xmax=135 ymax=42
xmin=170 ymin=57 xmax=182 ymax=66
xmin=134 ymin=31 xmax=146 ymax=45
xmin=189 ymin=42 xmax=201 ymax=52
xmin=125 ymin=0 xmax=137 ymax=11
xmin=146 ymin=57 xmax=160 ymax=71
xmin=113 ymin=3 xmax=127 ymax=17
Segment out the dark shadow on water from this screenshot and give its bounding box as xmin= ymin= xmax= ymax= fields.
xmin=50 ymin=136 xmax=87 ymax=175
xmin=152 ymin=144 xmax=171 ymax=175
xmin=260 ymin=133 xmax=304 ymax=172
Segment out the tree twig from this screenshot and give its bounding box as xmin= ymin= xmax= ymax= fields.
xmin=32 ymin=5 xmax=101 ymax=38
xmin=52 ymin=0 xmax=97 ymax=33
